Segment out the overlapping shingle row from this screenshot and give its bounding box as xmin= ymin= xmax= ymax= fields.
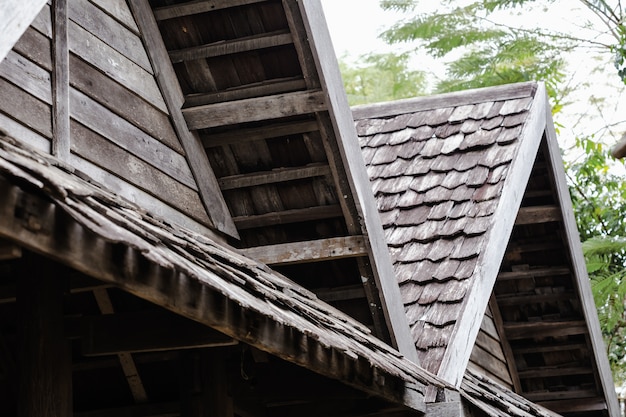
xmin=354 ymin=83 xmax=537 ymax=374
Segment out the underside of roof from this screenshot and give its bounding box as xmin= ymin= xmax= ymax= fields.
xmin=353 ymin=82 xmax=619 ymax=417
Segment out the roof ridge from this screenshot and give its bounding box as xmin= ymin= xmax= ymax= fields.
xmin=352 ymin=82 xmax=539 ymax=121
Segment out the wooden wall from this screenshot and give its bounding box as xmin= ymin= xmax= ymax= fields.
xmin=0 ymin=0 xmax=213 ymax=232
xmin=468 ymin=300 xmax=515 ymax=390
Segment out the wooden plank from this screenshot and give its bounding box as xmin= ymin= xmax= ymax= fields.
xmin=184 ymin=90 xmax=327 ymax=130
xmin=68 ymin=19 xmax=167 ymax=112
xmin=68 ymin=154 xmax=218 ymax=237
xmin=0 ymin=112 xmax=50 ymax=153
xmin=518 ymin=366 xmax=593 ymax=379
xmin=154 ymin=0 xmax=265 ymax=20
xmin=524 ymin=389 xmax=599 ymax=402
xmin=52 ymin=0 xmax=70 ymax=160
xmin=0 ymin=77 xmax=52 ymax=138
xmin=0 ymin=50 xmax=52 ymax=103
xmin=468 ymin=344 xmax=512 ymax=385
xmin=92 ymin=288 xmax=148 ymax=403
xmin=436 ymin=84 xmax=547 ymax=387
xmin=537 ymin=398 xmax=607 ymax=413
xmin=514 ymin=205 xmax=561 ymax=225
xmin=90 ymin=0 xmax=139 ymax=34
xmin=488 ymin=296 xmax=522 ymax=393
xmin=543 ymin=102 xmax=621 ymax=416
xmin=17 ymin=252 xmax=72 ymax=417
xmin=503 ymin=320 xmax=587 ymax=339
xmin=496 ymin=291 xmax=576 ymax=306
xmin=30 ymin=3 xmax=52 ymax=37
xmin=218 ymin=164 xmax=330 ymax=190
xmin=169 ymin=31 xmax=292 ymax=63
xmin=129 ymin=0 xmax=239 ymax=237
xmin=68 ymin=0 xmax=151 ymax=71
xmin=70 ymin=121 xmax=211 ymax=225
xmin=514 ymin=342 xmax=587 ymax=354
xmin=185 ymin=77 xmax=307 ymax=107
xmin=0 ymin=0 xmax=48 ymax=62
xmin=80 ymin=309 xmax=237 ymax=356
xmin=201 ymin=119 xmax=319 ymax=147
xmin=426 ymin=401 xmax=469 ymax=417
xmin=69 ymin=55 xmax=182 ymax=153
xmin=70 ymin=88 xmax=197 ymax=189
xmin=241 ymin=236 xmax=367 ymax=265
xmin=12 ymin=26 xmax=52 ymax=70
xmin=233 ymin=204 xmax=343 ymax=230
xmin=497 ymin=266 xmax=570 ymax=281
xmin=315 ymin=285 xmax=366 ymax=303
xmin=298 ymin=0 xmax=418 ymax=363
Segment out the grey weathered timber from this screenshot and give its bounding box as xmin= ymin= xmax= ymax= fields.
xmin=68 ymin=18 xmax=167 ymax=112
xmin=0 ymin=50 xmax=52 ymax=104
xmin=52 ymin=0 xmax=70 ymax=160
xmin=68 ymin=0 xmax=151 ymax=71
xmin=183 ymin=90 xmax=327 ymax=130
xmin=537 ymin=398 xmax=607 ymax=414
xmin=543 ymin=105 xmax=621 ymax=417
xmin=487 ymin=297 xmax=522 ymax=393
xmin=185 ymin=77 xmax=307 ymax=107
xmin=129 ymin=0 xmax=238 ymax=237
xmin=503 ymin=320 xmax=587 ymax=339
xmin=233 ymin=204 xmax=343 ymax=230
xmin=0 ymin=0 xmax=48 ymax=62
xmin=436 ymin=84 xmax=548 ymax=387
xmin=169 ymin=31 xmax=292 ymax=63
xmin=154 ymin=0 xmax=265 ymax=20
xmin=241 ymin=236 xmax=368 ymax=265
xmin=0 ymin=112 xmax=50 ymax=153
xmin=0 ymin=77 xmax=52 ymax=138
xmin=497 ymin=266 xmax=570 ymax=281
xmin=514 ymin=205 xmax=561 ymax=225
xmin=298 ymin=0 xmax=419 ymax=364
xmin=12 ymin=26 xmax=52 ymax=70
xmin=80 ymin=310 xmax=237 ymax=356
xmin=201 ymin=119 xmax=319 ymax=147
xmin=90 ymin=0 xmax=139 ymax=34
xmin=17 ymin=253 xmax=72 ymax=417
xmin=426 ymin=401 xmax=470 ymax=417
xmin=218 ymin=164 xmax=331 ymax=190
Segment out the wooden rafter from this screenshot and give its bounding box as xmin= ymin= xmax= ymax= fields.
xmin=218 ymin=164 xmax=330 ymax=190
xmin=232 ymin=204 xmax=343 ymax=230
xmin=153 ymin=0 xmax=266 ymax=21
xmin=241 ymin=235 xmax=367 ymax=265
xmin=201 ymin=119 xmax=319 ymax=147
xmin=503 ymin=320 xmax=587 ymax=339
xmin=514 ymin=205 xmax=561 ymax=225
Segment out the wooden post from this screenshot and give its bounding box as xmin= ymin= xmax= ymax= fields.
xmin=180 ymin=349 xmax=233 ymax=417
xmin=17 ymin=252 xmax=72 ymax=417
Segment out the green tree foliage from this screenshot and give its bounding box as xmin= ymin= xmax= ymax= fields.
xmin=339 ymin=53 xmax=427 ymax=105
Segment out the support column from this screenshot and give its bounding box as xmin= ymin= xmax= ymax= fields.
xmin=18 ymin=252 xmax=72 ymax=417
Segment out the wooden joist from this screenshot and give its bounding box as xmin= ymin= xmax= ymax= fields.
xmin=495 ymin=291 xmax=576 ymax=306
xmin=315 ymin=285 xmax=367 ymax=303
xmin=497 ymin=266 xmax=570 ymax=281
xmin=183 ymin=90 xmax=327 ymax=130
xmin=218 ymin=164 xmax=331 ymax=190
xmin=241 ymin=235 xmax=367 ymax=265
xmin=514 ymin=205 xmax=561 ymax=225
xmin=517 ymin=366 xmax=593 ymax=379
xmin=503 ymin=320 xmax=587 ymax=339
xmin=185 ymin=77 xmax=307 ymax=107
xmin=524 ymin=389 xmax=598 ymax=402
xmin=201 ymin=119 xmax=319 ymax=147
xmin=169 ymin=30 xmax=292 ymax=63
xmin=233 ymin=204 xmax=343 ymax=230
xmin=537 ymin=397 xmax=607 ymax=413
xmin=513 ymin=342 xmax=587 ymax=354
xmin=78 ymin=309 xmax=237 ymax=356
xmin=154 ymin=0 xmax=265 ymax=21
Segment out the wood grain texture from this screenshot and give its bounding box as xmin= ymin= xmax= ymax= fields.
xmin=52 ymin=0 xmax=70 ymax=160
xmin=90 ymin=0 xmax=139 ymax=34
xmin=0 ymin=77 xmax=52 ymax=138
xmin=154 ymin=0 xmax=265 ymax=20
xmin=0 ymin=0 xmax=48 ymax=62
xmin=218 ymin=164 xmax=330 ymax=190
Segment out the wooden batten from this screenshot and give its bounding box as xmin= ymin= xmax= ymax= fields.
xmin=0 ymin=0 xmax=48 ymax=62
xmin=514 ymin=205 xmax=561 ymax=225
xmin=218 ymin=164 xmax=331 ymax=190
xmin=183 ymin=90 xmax=327 ymax=130
xmin=503 ymin=320 xmax=587 ymax=339
xmin=241 ymin=236 xmax=368 ymax=265
xmin=153 ymin=0 xmax=266 ymax=20
xmin=232 ymin=204 xmax=343 ymax=230
xmin=201 ymin=119 xmax=319 ymax=148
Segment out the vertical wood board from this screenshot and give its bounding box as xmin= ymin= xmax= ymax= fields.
xmin=52 ymin=0 xmax=70 ymax=160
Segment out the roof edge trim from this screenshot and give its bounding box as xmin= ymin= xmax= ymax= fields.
xmin=436 ymin=82 xmax=547 ymax=388
xmin=352 ymin=82 xmax=538 ymax=121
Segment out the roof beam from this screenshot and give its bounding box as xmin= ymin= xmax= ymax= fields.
xmin=517 ymin=366 xmax=593 ymax=379
xmin=201 ymin=119 xmax=319 ymax=147
xmin=514 ymin=205 xmax=561 ymax=225
xmin=0 ymin=0 xmax=48 ymax=63
xmin=218 ymin=164 xmax=331 ymax=190
xmin=524 ymin=389 xmax=599 ymax=402
xmin=503 ymin=320 xmax=587 ymax=339
xmin=154 ymin=0 xmax=265 ymax=21
xmin=185 ymin=77 xmax=307 ymax=107
xmin=78 ymin=309 xmax=237 ymax=356
xmin=315 ymin=285 xmax=366 ymax=303
xmin=497 ymin=266 xmax=570 ymax=281
xmin=537 ymin=398 xmax=607 ymax=413
xmin=496 ymin=291 xmax=576 ymax=306
xmin=169 ymin=30 xmax=292 ymax=63
xmin=183 ymin=90 xmax=327 ymax=130
xmin=232 ymin=204 xmax=343 ymax=230
xmin=241 ymin=236 xmax=368 ymax=265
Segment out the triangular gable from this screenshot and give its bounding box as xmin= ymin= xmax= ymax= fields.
xmin=353 ymin=82 xmax=619 ymax=416
xmin=0 ymin=0 xmax=236 ymax=237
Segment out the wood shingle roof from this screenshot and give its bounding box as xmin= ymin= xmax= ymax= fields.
xmin=354 ymin=82 xmax=538 ymax=376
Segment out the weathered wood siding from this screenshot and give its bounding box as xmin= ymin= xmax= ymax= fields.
xmin=0 ymin=0 xmax=212 ymax=230
xmin=468 ymin=302 xmax=514 ymax=389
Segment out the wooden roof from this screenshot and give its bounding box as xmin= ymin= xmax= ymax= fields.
xmin=0 ymin=132 xmax=444 ymax=413
xmin=354 ymin=82 xmax=619 ymax=416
